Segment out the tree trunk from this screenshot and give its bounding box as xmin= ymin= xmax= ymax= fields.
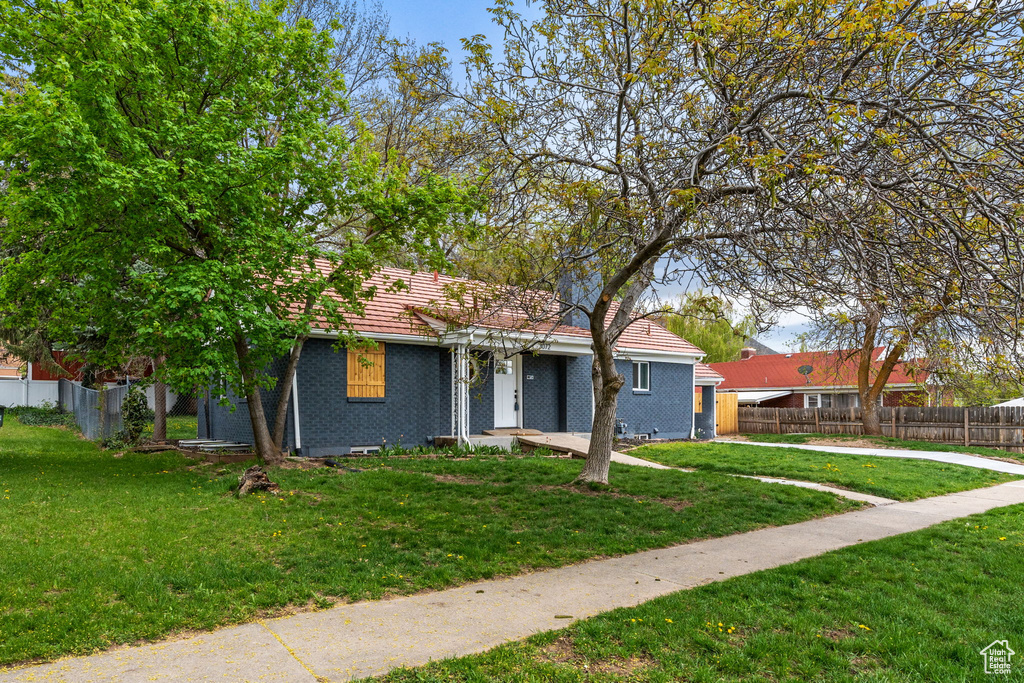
xmin=153 ymin=356 xmax=167 ymax=442
xmin=577 ymin=353 xmax=624 ymax=484
xmin=233 ymin=335 xmax=283 ymax=466
xmin=235 ymin=465 xmax=280 ymax=497
xmin=271 ymin=337 xmax=307 ymax=452
xmin=862 ymin=399 xmax=882 ymax=436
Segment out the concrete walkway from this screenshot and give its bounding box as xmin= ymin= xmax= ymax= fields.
xmin=721 ymin=439 xmax=1024 ymax=475
xmin=4 ymin=480 xmax=1023 ymax=683
xmin=728 ymin=473 xmax=897 ymax=506
xmin=520 ymin=433 xmax=896 ymax=505
xmin=610 ymin=447 xmax=896 ymax=505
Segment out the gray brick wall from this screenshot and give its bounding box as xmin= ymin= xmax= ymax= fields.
xmin=522 ymin=354 xmax=561 ymax=432
xmin=198 ymin=355 xmax=297 ymax=449
xmin=564 ymin=355 xmax=594 ymax=432
xmin=614 ymin=359 xmax=693 ymax=438
xmin=438 ymin=350 xmax=452 ymax=436
xmin=201 ymin=382 xmax=276 ymax=448
xmin=264 ymin=355 xmax=296 ymax=450
xmin=297 ymin=339 xmax=443 ymax=456
xmin=200 ymin=340 xmax=695 ymax=451
xmin=197 ymin=390 xmax=208 ymax=438
xmin=201 ymin=339 xmax=442 ymax=455
xmin=695 ymin=385 xmax=716 ymax=438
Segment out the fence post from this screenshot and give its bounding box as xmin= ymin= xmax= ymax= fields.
xmin=850 ymin=406 xmax=856 ymax=435
xmin=964 ymin=408 xmax=970 ymax=447
xmin=891 ymin=410 xmax=896 ymax=438
xmin=814 ymin=407 xmax=820 ymax=432
xmin=775 ymin=408 xmax=781 ymax=434
xmin=98 ymin=385 xmax=106 ymax=440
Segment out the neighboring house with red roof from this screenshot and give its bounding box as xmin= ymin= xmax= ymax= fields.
xmin=0 ymin=348 xmax=173 ymax=410
xmin=0 ymin=349 xmax=25 ymax=380
xmin=200 ymin=267 xmax=722 ymax=455
xmin=711 ymin=346 xmax=939 ymax=409
xmin=0 ymin=348 xmax=61 ymax=408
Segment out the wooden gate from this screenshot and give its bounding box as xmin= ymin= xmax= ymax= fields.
xmin=715 ymin=392 xmax=739 ymax=435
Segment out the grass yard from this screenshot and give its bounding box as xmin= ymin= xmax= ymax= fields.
xmin=142 ymin=415 xmax=198 ymax=441
xmin=740 ymin=431 xmax=1024 ymax=464
xmin=378 ymin=504 xmax=1024 ymax=682
xmin=632 ymin=442 xmax=1019 ymax=501
xmin=0 ymin=420 xmax=859 ymax=666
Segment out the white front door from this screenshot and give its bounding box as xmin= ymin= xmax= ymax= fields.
xmin=493 ymin=354 xmax=519 ymax=428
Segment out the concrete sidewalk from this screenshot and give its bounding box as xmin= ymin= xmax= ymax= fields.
xmin=4 ymin=480 xmax=1023 ymax=683
xmin=609 ymin=446 xmax=897 ymax=505
xmin=723 ymin=439 xmax=1024 ymax=475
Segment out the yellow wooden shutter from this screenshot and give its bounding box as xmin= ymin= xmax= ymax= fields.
xmin=347 ymin=343 xmax=386 ymax=398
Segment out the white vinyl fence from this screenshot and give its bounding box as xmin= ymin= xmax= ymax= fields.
xmin=0 ymin=378 xmax=60 ymax=408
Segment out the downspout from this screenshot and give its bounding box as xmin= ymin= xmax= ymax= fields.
xmin=23 ymin=363 xmax=30 ymax=406
xmin=689 ymin=360 xmax=696 ymax=439
xmin=291 ymin=369 xmax=302 ymax=454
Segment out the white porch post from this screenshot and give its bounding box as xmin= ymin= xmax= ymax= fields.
xmin=459 ymin=345 xmax=470 ymax=444
xmin=451 ymin=348 xmax=457 ymax=439
xmin=451 ymin=343 xmax=470 ymax=445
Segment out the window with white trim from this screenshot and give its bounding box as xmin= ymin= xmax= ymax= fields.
xmin=632 ymin=361 xmax=650 ymax=392
xmin=805 ymin=393 xmax=875 ymax=408
xmin=805 ymin=393 xmax=834 ymax=408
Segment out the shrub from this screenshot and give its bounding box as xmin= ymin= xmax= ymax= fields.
xmin=6 ymin=403 xmax=75 ymax=429
xmin=374 ymin=442 xmax=515 ymax=458
xmin=113 ymin=385 xmax=149 ymax=446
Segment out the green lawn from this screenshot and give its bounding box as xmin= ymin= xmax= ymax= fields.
xmin=741 ymin=431 xmax=1024 ymax=464
xmin=142 ymin=415 xmax=198 ymax=440
xmin=0 ymin=420 xmax=858 ymax=666
xmin=378 ymin=504 xmax=1024 ymax=683
xmin=632 ymin=442 xmax=1019 ymax=501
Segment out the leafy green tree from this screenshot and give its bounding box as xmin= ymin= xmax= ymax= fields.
xmin=727 ymin=191 xmax=1024 ymax=434
xmin=463 ymin=0 xmax=1024 ymax=482
xmin=0 ymin=0 xmax=478 ymax=463
xmin=661 ymin=293 xmax=755 ymax=364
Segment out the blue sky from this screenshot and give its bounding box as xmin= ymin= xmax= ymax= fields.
xmin=378 ymin=1 xmax=808 ymax=350
xmin=383 ymin=0 xmax=507 ymax=53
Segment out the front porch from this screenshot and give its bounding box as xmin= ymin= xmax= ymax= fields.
xmin=443 ymin=342 xmax=595 ymax=445
xmin=434 ymin=430 xmax=595 ymax=455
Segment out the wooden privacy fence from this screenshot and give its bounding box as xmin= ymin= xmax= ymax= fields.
xmin=716 ymin=393 xmax=739 ymax=435
xmin=739 ymin=406 xmax=1024 ymax=453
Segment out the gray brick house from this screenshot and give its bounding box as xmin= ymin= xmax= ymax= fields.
xmin=199 ymin=268 xmax=722 ymax=456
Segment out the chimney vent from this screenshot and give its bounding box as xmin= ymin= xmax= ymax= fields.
xmin=740 ymin=347 xmax=756 ymax=360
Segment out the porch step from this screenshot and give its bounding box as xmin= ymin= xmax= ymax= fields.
xmin=517 ymin=433 xmax=591 ymax=458
xmin=178 ymin=439 xmax=253 ymax=452
xmin=482 ymin=428 xmax=543 ymax=436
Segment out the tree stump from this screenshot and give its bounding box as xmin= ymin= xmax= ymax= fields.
xmin=236 ymin=466 xmax=280 ymax=497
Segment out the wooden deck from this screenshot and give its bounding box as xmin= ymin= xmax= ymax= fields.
xmin=517 ymin=433 xmax=598 ymax=458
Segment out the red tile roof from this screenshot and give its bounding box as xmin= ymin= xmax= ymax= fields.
xmin=711 ymin=348 xmax=925 ymax=390
xmin=310 ymin=265 xmax=703 ymax=356
xmin=695 ymin=362 xmax=724 ymax=382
